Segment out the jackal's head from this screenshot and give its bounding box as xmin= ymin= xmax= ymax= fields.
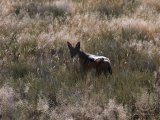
xmin=67 ymin=41 xmax=80 ymax=58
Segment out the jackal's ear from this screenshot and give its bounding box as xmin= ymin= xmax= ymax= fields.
xmin=67 ymin=41 xmax=72 ymax=49
xmin=75 ymin=42 xmax=80 ymax=50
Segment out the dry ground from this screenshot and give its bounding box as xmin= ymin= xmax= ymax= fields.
xmin=0 ymin=0 xmax=160 ymax=119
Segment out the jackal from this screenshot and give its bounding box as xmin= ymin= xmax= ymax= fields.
xmin=67 ymin=41 xmax=112 ymax=76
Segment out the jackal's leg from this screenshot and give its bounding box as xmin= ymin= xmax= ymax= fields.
xmin=96 ymin=66 xmax=103 ymax=76
xmin=79 ymin=67 xmax=87 ymax=79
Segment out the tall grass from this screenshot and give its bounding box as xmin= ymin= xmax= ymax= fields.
xmin=0 ymin=0 xmax=160 ymax=119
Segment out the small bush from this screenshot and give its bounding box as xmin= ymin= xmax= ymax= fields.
xmin=10 ymin=62 xmax=32 ymax=78
xmin=13 ymin=1 xmax=73 ymax=18
xmin=84 ymin=0 xmax=139 ymax=17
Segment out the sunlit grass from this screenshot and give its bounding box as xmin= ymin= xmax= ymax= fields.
xmin=0 ymin=0 xmax=160 ymax=119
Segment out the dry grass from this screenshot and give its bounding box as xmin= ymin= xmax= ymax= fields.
xmin=0 ymin=0 xmax=160 ymax=119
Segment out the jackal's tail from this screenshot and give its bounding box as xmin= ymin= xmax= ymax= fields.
xmin=104 ymin=61 xmax=112 ymax=75
xmin=108 ymin=63 xmax=112 ymax=74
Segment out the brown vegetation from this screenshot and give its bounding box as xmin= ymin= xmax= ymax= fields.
xmin=0 ymin=0 xmax=160 ymax=119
